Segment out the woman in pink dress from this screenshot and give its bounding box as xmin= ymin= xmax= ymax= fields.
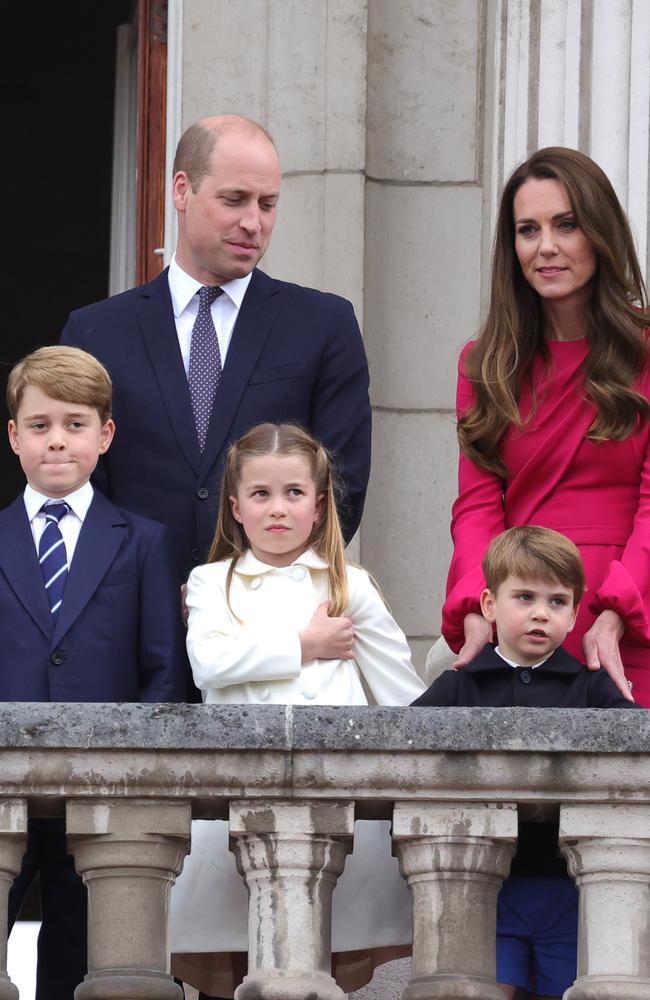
xmin=442 ymin=147 xmax=650 ymax=706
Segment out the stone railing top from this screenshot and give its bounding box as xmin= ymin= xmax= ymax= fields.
xmin=0 ymin=704 xmax=648 ymax=817
xmin=2 ymin=702 xmax=648 ymax=752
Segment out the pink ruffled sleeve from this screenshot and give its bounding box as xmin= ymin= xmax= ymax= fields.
xmin=441 ymin=344 xmax=507 ymax=651
xmin=589 ymin=360 xmax=650 ymax=642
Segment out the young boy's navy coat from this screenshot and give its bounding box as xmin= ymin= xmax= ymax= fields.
xmin=0 ymin=489 xmax=185 ymax=701
xmin=412 ymin=644 xmax=641 ymax=709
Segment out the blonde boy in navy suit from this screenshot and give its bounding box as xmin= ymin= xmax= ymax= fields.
xmin=3 ymin=345 xmax=185 ymax=1000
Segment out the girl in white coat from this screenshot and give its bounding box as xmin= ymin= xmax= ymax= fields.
xmin=171 ymin=422 xmax=425 ymax=997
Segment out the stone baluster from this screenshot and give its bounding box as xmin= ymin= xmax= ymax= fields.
xmin=66 ymin=799 xmax=191 ymax=1000
xmin=560 ymin=803 xmax=650 ymax=999
xmin=393 ymin=801 xmax=517 ymax=1000
xmin=0 ymin=800 xmax=27 ymax=1000
xmin=229 ymin=799 xmax=354 ymax=1000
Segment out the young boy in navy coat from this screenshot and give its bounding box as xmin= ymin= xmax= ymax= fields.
xmin=2 ymin=346 xmax=185 ymax=1000
xmin=413 ymin=526 xmax=642 ymax=1000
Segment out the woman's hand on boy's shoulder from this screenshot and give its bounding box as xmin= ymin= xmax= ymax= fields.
xmin=582 ymin=610 xmax=633 ymax=702
xmin=453 ymin=613 xmax=492 ymax=669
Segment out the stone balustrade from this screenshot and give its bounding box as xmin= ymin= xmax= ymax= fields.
xmin=0 ymin=704 xmax=649 ymax=1000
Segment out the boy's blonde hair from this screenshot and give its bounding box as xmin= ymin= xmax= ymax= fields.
xmin=7 ymin=346 xmax=112 ymax=424
xmin=209 ymin=422 xmax=349 ymax=615
xmin=482 ymin=526 xmax=585 ymax=606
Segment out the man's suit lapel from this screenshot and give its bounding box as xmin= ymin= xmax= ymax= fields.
xmin=199 ymin=269 xmax=283 ymax=477
xmin=136 ymin=270 xmax=202 ymax=475
xmin=52 ymin=492 xmax=127 ymax=646
xmin=0 ymin=498 xmax=53 ymax=639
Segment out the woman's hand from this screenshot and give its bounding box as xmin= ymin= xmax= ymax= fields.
xmin=299 ymin=602 xmax=355 ymax=663
xmin=582 ymin=610 xmax=633 ymax=701
xmin=453 ymin=613 xmax=493 ymax=668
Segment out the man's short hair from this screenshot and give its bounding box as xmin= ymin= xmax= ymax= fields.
xmin=173 ymin=115 xmax=276 ymax=192
xmin=7 ymin=346 xmax=113 ymax=424
xmin=482 ymin=526 xmax=585 ymax=606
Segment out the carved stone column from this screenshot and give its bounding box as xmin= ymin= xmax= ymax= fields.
xmin=229 ymin=799 xmax=354 ymax=1000
xmin=67 ymin=799 xmax=191 ymax=1000
xmin=393 ymin=801 xmax=517 ymax=1000
xmin=560 ymin=803 xmax=650 ymax=999
xmin=0 ymin=800 xmax=27 ymax=1000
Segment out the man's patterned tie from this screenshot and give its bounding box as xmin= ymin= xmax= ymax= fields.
xmin=188 ymin=285 xmax=224 ymax=450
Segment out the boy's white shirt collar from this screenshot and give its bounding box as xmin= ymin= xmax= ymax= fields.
xmin=168 ymin=254 xmax=252 ymax=315
xmin=494 ymin=645 xmax=554 ymax=670
xmin=234 ymin=548 xmax=329 ymax=576
xmin=24 ymin=481 xmax=94 ymax=524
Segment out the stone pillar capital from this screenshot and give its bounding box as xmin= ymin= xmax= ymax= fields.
xmin=393 ymin=801 xmax=517 ymax=1000
xmin=560 ymin=803 xmax=650 ymax=999
xmin=0 ymin=799 xmax=27 ymax=1000
xmin=230 ymin=798 xmax=354 ymax=1000
xmin=67 ymin=799 xmax=191 ymax=1000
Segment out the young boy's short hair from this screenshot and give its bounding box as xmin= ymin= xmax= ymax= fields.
xmin=6 ymin=346 xmax=112 ymax=424
xmin=482 ymin=526 xmax=585 ymax=607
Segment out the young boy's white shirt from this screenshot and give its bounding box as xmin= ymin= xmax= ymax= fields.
xmin=23 ymin=481 xmax=94 ymax=562
xmin=494 ymin=645 xmax=554 ymax=670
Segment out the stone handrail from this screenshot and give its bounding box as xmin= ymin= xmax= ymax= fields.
xmin=0 ymin=704 xmax=648 ymax=1000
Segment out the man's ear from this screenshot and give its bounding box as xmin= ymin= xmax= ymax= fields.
xmin=229 ymin=495 xmax=243 ymax=524
xmin=480 ymin=588 xmax=497 ymax=623
xmin=172 ymin=171 xmax=192 ymax=211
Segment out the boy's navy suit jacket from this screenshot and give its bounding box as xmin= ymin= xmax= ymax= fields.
xmin=412 ymin=643 xmax=644 ymax=709
xmin=0 ymin=490 xmax=185 ymax=702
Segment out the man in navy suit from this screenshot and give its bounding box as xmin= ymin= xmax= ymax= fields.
xmin=60 ymin=114 xmax=371 ymax=594
xmin=3 ymin=345 xmax=185 ymax=1000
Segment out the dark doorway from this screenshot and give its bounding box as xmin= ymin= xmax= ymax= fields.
xmin=3 ymin=0 xmax=135 ymax=506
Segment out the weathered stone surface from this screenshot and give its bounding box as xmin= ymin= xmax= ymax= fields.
xmin=0 ymin=702 xmax=290 ymax=749
xmin=1 ymin=703 xmax=648 ymax=752
xmin=288 ymin=705 xmax=650 ymax=752
xmin=360 ymin=411 xmax=458 ymax=637
xmin=394 ymin=802 xmax=515 ymax=1000
xmin=350 ymin=958 xmax=411 ymax=999
xmin=69 ymin=799 xmax=190 ymax=1000
xmin=560 ymin=804 xmax=650 ymax=999
xmin=367 ymin=0 xmax=481 ymax=181
xmin=0 ymin=801 xmax=27 ymax=1000
xmin=231 ymin=800 xmax=354 ymax=1000
xmin=364 ymin=184 xmax=482 ymax=411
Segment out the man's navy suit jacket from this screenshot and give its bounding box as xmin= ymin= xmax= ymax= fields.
xmin=0 ymin=490 xmax=185 ymax=701
xmin=61 ymin=267 xmax=372 ymax=582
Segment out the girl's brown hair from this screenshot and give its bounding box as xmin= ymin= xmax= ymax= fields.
xmin=459 ymin=146 xmax=649 ymax=477
xmin=208 ymin=422 xmax=349 ymax=615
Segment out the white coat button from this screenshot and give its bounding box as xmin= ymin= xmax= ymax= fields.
xmin=259 ymin=688 xmax=271 ymax=701
xmin=250 ymin=577 xmax=262 ymax=590
xmin=292 ymin=567 xmax=306 ymax=582
xmin=302 ymin=686 xmax=318 ymax=700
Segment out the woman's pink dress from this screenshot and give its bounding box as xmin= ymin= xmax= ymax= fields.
xmin=442 ymin=338 xmax=650 ymax=707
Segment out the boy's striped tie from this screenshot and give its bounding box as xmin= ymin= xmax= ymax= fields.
xmin=38 ymin=502 xmax=70 ymax=617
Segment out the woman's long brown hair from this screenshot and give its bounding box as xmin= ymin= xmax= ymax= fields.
xmin=459 ymin=147 xmax=649 ymax=477
xmin=208 ymin=422 xmax=349 ymax=616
